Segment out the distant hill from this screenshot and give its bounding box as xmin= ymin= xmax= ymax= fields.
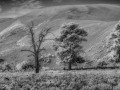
xmin=0 ymin=4 xmax=119 ymax=69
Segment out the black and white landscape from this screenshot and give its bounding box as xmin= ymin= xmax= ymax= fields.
xmin=0 ymin=0 xmax=120 ymax=90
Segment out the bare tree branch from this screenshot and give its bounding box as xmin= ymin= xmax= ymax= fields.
xmin=21 ymin=49 xmax=35 ymax=54
xmin=27 ymin=54 xmax=35 ymax=57
xmin=43 ymin=39 xmax=55 ymax=41
xmin=29 ymin=22 xmax=37 ymax=53
xmin=37 ymin=27 xmax=52 ymax=52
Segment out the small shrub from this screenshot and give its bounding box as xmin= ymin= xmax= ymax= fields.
xmin=0 ymin=85 xmax=9 ymax=90
xmin=2 ymin=63 xmax=14 ymax=72
xmin=107 ymin=78 xmax=118 ymax=87
xmin=88 ymin=84 xmax=112 ymax=90
xmin=81 ymin=86 xmax=91 ymax=90
xmin=16 ymin=60 xmax=35 ymax=71
xmin=113 ymin=83 xmax=120 ymax=90
xmin=22 ymin=64 xmax=35 ymax=71
xmin=22 ymin=85 xmax=31 ymax=90
xmin=0 ymin=59 xmax=5 ymax=63
xmin=97 ymin=61 xmax=108 ymax=67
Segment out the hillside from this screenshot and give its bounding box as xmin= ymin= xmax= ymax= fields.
xmin=0 ymin=4 xmax=119 ymax=69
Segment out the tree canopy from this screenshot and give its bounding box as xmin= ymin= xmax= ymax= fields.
xmin=53 ymin=22 xmax=88 ymax=70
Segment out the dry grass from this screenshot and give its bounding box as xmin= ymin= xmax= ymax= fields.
xmin=0 ymin=70 xmax=120 ymax=90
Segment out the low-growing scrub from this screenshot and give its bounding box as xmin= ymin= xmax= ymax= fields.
xmin=0 ymin=62 xmax=16 ymax=72
xmin=0 ymin=71 xmax=120 ymax=90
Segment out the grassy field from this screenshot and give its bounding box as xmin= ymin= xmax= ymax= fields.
xmin=0 ymin=70 xmax=120 ymax=90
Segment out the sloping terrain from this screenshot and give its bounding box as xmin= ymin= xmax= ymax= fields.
xmin=86 ymin=21 xmax=120 ymax=67
xmin=0 ymin=4 xmax=119 ymax=69
xmin=86 ymin=24 xmax=116 ymax=61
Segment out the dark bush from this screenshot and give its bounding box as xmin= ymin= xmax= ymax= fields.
xmin=0 ymin=59 xmax=5 ymax=63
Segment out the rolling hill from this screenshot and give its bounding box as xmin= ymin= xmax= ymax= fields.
xmin=0 ymin=4 xmax=119 ymax=69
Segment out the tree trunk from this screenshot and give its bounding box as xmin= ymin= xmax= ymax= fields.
xmin=68 ymin=62 xmax=72 ymax=70
xmin=35 ymin=55 xmax=39 ymax=73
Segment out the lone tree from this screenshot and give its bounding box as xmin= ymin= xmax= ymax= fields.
xmin=53 ymin=22 xmax=88 ymax=70
xmin=22 ymin=21 xmax=52 ymax=73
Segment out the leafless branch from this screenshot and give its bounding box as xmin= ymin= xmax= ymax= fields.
xmin=28 ymin=22 xmax=37 ymax=53
xmin=43 ymin=39 xmax=55 ymax=41
xmin=27 ymin=54 xmax=35 ymax=57
xmin=21 ymin=49 xmax=35 ymax=54
xmin=37 ymin=27 xmax=52 ymax=52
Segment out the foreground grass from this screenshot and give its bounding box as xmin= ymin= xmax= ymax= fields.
xmin=0 ymin=70 xmax=120 ymax=90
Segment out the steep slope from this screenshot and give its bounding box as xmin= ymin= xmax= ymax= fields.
xmin=86 ymin=21 xmax=120 ymax=66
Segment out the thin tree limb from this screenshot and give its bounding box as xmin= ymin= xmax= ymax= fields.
xmin=29 ymin=22 xmax=37 ymax=53
xmin=37 ymin=27 xmax=52 ymax=52
xmin=21 ymin=49 xmax=35 ymax=54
